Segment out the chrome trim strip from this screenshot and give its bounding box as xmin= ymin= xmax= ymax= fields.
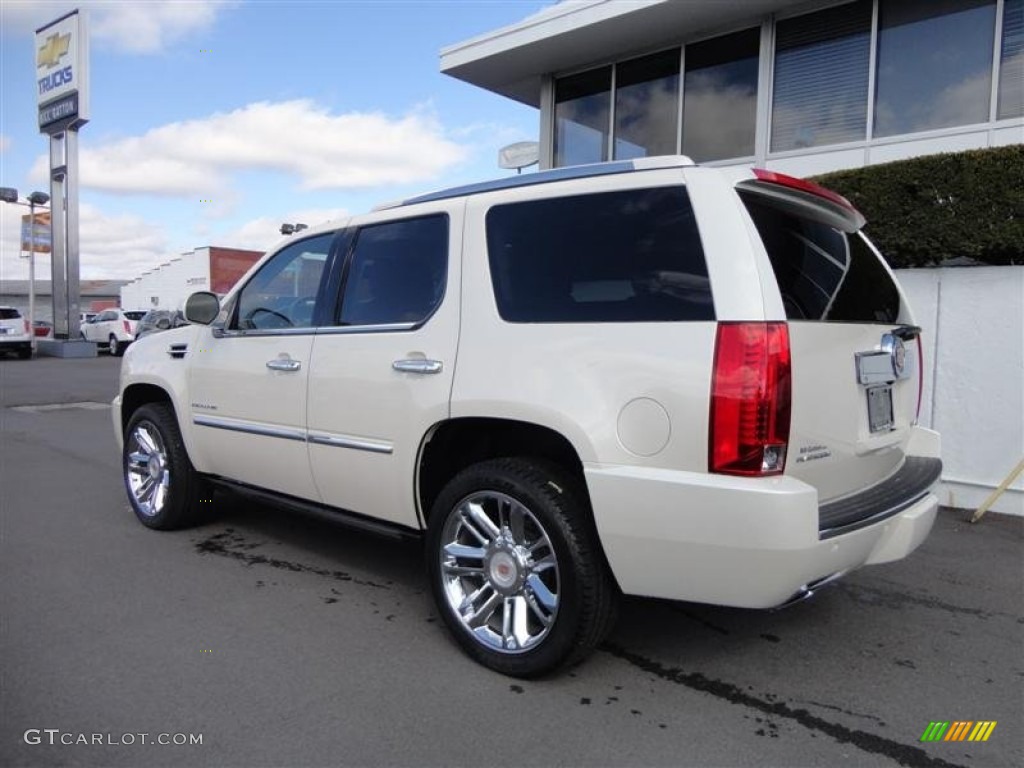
xmin=315 ymin=322 xmax=417 ymax=336
xmin=213 ymin=327 xmax=316 ymax=339
xmin=193 ymin=415 xmax=307 ymax=443
xmin=307 ymin=432 xmax=393 ymax=455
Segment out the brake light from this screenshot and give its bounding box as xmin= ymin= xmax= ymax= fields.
xmin=915 ymin=335 xmax=924 ymax=423
xmin=123 ymin=320 xmax=131 ymax=335
xmin=24 ymin=319 xmax=30 ymax=335
xmin=709 ymin=322 xmax=791 ymax=476
xmin=752 ymin=168 xmax=859 ymax=214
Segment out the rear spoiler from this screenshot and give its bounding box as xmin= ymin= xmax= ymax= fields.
xmin=736 ymin=169 xmax=866 ymax=233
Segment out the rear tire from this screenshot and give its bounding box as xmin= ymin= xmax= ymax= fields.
xmin=123 ymin=403 xmax=210 ymax=530
xmin=426 ymin=457 xmax=618 ymax=678
xmin=109 ymin=334 xmax=123 ymax=356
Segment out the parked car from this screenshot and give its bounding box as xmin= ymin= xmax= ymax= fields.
xmin=134 ymin=309 xmax=187 ymax=340
xmin=33 ymin=320 xmax=53 ymax=338
xmin=81 ymin=309 xmax=147 ymax=355
xmin=113 ymin=157 xmax=942 ymax=677
xmin=0 ymin=306 xmax=32 ymax=359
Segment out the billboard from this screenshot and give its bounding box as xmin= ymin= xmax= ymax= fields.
xmin=21 ymin=211 xmax=52 ymax=254
xmin=36 ymin=9 xmax=89 ymax=133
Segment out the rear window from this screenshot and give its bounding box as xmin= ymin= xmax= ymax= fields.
xmin=741 ymin=193 xmax=900 ymax=323
xmin=0 ymin=308 xmax=21 ymax=319
xmin=486 ymin=186 xmax=713 ymax=323
xmin=124 ymin=311 xmax=147 ymax=321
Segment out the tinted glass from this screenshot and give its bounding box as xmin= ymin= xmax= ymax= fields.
xmin=486 ymin=187 xmax=713 ymax=323
xmin=683 ymin=28 xmax=760 ymax=161
xmin=554 ymin=68 xmax=611 ymax=167
xmin=999 ymin=0 xmax=1024 ymax=119
xmin=338 ymin=215 xmax=447 ymax=327
xmin=772 ymin=1 xmax=872 ymax=151
xmin=741 ymin=194 xmax=900 ymax=323
xmin=0 ymin=308 xmax=20 ymax=319
xmin=124 ymin=311 xmax=147 ymax=320
xmin=613 ymin=49 xmax=680 ymax=160
xmin=235 ymin=233 xmax=333 ymax=330
xmin=874 ymin=0 xmax=996 ymax=137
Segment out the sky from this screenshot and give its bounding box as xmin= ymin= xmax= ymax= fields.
xmin=0 ymin=0 xmax=551 ymax=281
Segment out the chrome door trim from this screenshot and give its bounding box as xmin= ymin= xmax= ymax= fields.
xmin=193 ymin=415 xmax=307 ymax=443
xmin=307 ymin=432 xmax=394 ymax=455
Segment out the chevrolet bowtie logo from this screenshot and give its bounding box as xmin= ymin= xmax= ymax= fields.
xmin=37 ymin=33 xmax=71 ymax=69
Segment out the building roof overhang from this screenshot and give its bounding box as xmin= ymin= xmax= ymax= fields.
xmin=441 ymin=0 xmax=804 ymax=106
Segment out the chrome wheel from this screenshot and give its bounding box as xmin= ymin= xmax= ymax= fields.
xmin=439 ymin=490 xmax=560 ymax=654
xmin=126 ymin=421 xmax=170 ymax=517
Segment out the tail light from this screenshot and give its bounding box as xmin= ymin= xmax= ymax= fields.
xmin=24 ymin=319 xmax=30 ymax=335
xmin=123 ymin=320 xmax=131 ymax=335
xmin=915 ymin=335 xmax=924 ymax=423
xmin=709 ymin=322 xmax=791 ymax=476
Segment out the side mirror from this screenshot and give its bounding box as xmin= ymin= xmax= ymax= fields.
xmin=185 ymin=291 xmax=221 ymax=325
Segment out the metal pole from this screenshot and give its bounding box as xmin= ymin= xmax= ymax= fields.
xmin=28 ymin=199 xmax=36 ymax=352
xmin=49 ymin=133 xmax=68 ymax=339
xmin=66 ymin=129 xmax=81 ymax=338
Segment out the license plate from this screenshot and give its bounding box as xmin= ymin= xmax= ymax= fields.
xmin=867 ymin=385 xmax=894 ymax=433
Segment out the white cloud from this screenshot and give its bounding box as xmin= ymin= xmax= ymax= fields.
xmin=2 ymin=1 xmax=236 ymax=54
xmin=29 ymin=100 xmax=469 ymax=198
xmin=1 ymin=201 xmax=169 ymax=281
xmin=220 ymin=208 xmax=348 ymax=253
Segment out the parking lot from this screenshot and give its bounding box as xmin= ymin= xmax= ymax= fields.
xmin=1 ymin=354 xmax=1021 ymax=767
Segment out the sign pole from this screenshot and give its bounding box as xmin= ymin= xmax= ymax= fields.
xmin=66 ymin=128 xmax=81 ymax=337
xmin=36 ymin=8 xmax=90 ymax=354
xmin=49 ymin=133 xmax=68 ymax=339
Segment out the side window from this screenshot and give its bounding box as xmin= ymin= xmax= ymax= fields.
xmin=337 ymin=215 xmax=448 ymax=327
xmin=486 ymin=186 xmax=713 ymax=323
xmin=234 ymin=233 xmax=334 ymax=331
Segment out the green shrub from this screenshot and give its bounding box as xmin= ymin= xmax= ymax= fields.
xmin=812 ymin=145 xmax=1024 ymax=268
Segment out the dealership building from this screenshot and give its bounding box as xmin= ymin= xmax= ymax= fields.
xmin=442 ymin=0 xmax=1023 ymax=176
xmin=119 ymin=246 xmax=261 ymax=312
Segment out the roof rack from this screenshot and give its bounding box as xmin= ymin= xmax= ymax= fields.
xmin=374 ymin=155 xmax=695 ymax=211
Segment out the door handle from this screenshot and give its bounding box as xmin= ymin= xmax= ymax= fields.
xmin=266 ymin=357 xmax=301 ymax=372
xmin=392 ymin=358 xmax=443 ymax=375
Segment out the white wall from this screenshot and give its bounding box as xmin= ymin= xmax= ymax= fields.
xmin=897 ymin=266 xmax=1024 ymax=516
xmin=119 ymin=248 xmax=212 ymax=311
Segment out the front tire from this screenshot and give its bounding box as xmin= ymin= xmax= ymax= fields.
xmin=426 ymin=458 xmax=617 ymax=678
xmin=123 ymin=403 xmax=209 ymax=530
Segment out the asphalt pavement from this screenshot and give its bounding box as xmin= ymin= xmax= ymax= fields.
xmin=1 ymin=353 xmax=1021 ymax=767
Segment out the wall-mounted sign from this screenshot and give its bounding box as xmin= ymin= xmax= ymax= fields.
xmin=36 ymin=9 xmax=89 ymax=134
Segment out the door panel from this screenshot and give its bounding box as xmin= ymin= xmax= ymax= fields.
xmin=307 ymin=207 xmax=461 ymax=527
xmin=186 ymin=231 xmax=336 ymax=500
xmin=188 ymin=331 xmax=317 ymax=499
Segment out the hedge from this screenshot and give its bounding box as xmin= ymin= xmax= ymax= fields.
xmin=812 ymin=145 xmax=1024 ymax=268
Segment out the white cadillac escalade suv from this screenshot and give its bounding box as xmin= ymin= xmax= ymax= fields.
xmin=113 ymin=157 xmax=941 ymax=677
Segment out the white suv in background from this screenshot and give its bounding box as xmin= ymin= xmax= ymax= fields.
xmin=81 ymin=308 xmax=147 ymax=355
xmin=0 ymin=306 xmax=32 ymax=359
xmin=113 ymin=157 xmax=942 ymax=677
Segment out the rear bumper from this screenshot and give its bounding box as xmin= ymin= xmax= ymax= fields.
xmin=586 ymin=440 xmax=940 ymax=608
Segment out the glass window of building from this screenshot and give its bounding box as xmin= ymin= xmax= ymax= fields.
xmin=554 ymin=67 xmax=612 ymax=167
xmin=1000 ymin=0 xmax=1024 ymax=118
xmin=771 ymin=1 xmax=872 ymax=152
xmin=874 ymin=0 xmax=996 ymax=137
xmin=682 ymin=28 xmax=760 ymax=162
xmin=613 ymin=49 xmax=680 ymax=160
